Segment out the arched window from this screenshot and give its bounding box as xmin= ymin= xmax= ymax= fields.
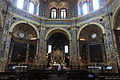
xmin=29 ymin=2 xmax=34 ymax=14
xmin=83 ymin=3 xmax=88 ymax=15
xmin=17 ymin=0 xmax=24 ymax=9
xmin=51 ymin=8 xmax=57 ymax=19
xmin=61 ymin=9 xmax=66 ymax=19
xmin=65 ymin=45 xmax=68 ymax=53
xmin=48 ymin=45 xmax=52 ymax=53
xmin=93 ymin=0 xmax=99 ymax=11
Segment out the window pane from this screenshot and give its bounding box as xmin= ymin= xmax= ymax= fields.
xmin=61 ymin=12 xmax=64 ymax=18
xmin=51 ymin=12 xmax=54 ymax=18
xmin=48 ymin=45 xmax=52 ymax=53
xmin=64 ymin=12 xmax=66 ymax=18
xmin=65 ymin=45 xmax=68 ymax=53
xmin=54 ymin=11 xmax=56 ymax=18
xmin=61 ymin=9 xmax=66 ymax=19
xmin=29 ymin=2 xmax=34 ymax=14
xmin=93 ymin=0 xmax=99 ymax=10
xmin=17 ymin=0 xmax=24 ymax=9
xmin=51 ymin=9 xmax=57 ymax=19
xmin=83 ymin=3 xmax=88 ymax=15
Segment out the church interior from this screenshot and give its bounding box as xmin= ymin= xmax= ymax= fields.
xmin=0 ymin=0 xmax=120 ymax=80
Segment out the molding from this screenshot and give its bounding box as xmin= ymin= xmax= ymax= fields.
xmin=45 ymin=27 xmax=71 ymax=40
xmin=9 ymin=20 xmax=40 ymax=39
xmin=77 ymin=22 xmax=106 ymax=40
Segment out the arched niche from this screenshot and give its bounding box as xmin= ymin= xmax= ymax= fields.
xmin=46 ymin=29 xmax=70 ymax=67
xmin=78 ymin=24 xmax=106 ymax=66
xmin=8 ymin=23 xmax=38 ymax=71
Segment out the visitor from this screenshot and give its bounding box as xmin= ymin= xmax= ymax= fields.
xmin=58 ymin=64 xmax=61 ymax=76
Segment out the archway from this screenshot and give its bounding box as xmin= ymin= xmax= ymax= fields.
xmin=113 ymin=7 xmax=120 ymax=72
xmin=7 ymin=23 xmax=38 ymax=71
xmin=78 ymin=24 xmax=106 ymax=69
xmin=114 ymin=8 xmax=120 ymax=52
xmin=46 ymin=30 xmax=70 ymax=67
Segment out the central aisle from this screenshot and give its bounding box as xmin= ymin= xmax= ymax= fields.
xmin=48 ymin=74 xmax=67 ymax=80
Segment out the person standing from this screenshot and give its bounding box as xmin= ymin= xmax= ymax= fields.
xmin=58 ymin=64 xmax=61 ymax=76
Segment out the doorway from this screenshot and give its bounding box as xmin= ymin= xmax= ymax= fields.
xmin=47 ymin=32 xmax=69 ymax=67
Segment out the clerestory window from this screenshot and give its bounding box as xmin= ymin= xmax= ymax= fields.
xmin=51 ymin=8 xmax=57 ymax=19
xmin=17 ymin=0 xmax=24 ymax=9
xmin=61 ymin=9 xmax=66 ymax=19
xmin=83 ymin=3 xmax=88 ymax=15
xmin=93 ymin=0 xmax=99 ymax=11
xmin=29 ymin=2 xmax=34 ymax=14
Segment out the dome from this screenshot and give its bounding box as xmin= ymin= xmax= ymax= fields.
xmin=9 ymin=0 xmax=111 ymax=19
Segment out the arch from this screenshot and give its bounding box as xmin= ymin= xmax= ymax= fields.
xmin=45 ymin=28 xmax=71 ymax=41
xmin=59 ymin=2 xmax=68 ymax=9
xmin=49 ymin=2 xmax=58 ymax=9
xmin=9 ymin=21 xmax=39 ymax=39
xmin=77 ymin=22 xmax=105 ymax=40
